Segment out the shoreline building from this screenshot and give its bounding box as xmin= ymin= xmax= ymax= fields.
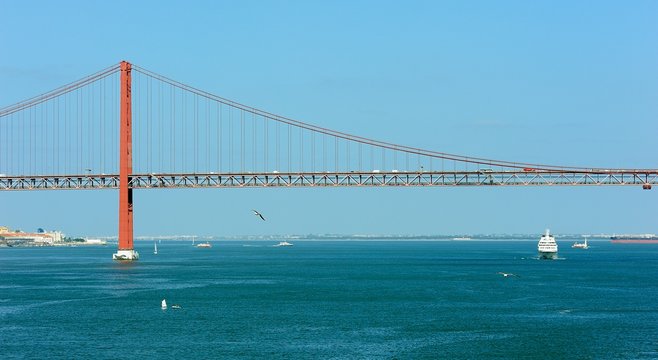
xmin=0 ymin=226 xmax=64 ymax=246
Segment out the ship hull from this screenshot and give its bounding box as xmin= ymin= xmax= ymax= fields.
xmin=611 ymin=236 xmax=658 ymax=244
xmin=611 ymin=239 xmax=658 ymax=244
xmin=538 ymin=251 xmax=557 ymax=260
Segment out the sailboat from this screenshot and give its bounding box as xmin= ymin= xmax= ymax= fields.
xmin=161 ymin=299 xmax=167 ymax=310
xmin=154 ymin=241 xmax=158 ymax=255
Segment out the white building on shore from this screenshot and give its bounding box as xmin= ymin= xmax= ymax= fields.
xmin=0 ymin=226 xmax=64 ymax=245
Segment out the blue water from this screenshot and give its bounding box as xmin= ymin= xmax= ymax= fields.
xmin=1 ymin=240 xmax=657 ymax=359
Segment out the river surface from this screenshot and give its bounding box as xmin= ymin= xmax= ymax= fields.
xmin=1 ymin=240 xmax=657 ymax=359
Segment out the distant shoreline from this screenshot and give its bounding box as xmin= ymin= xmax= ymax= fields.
xmin=102 ymin=234 xmax=619 ymax=242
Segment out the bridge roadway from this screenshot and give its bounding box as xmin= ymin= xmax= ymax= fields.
xmin=1 ymin=170 xmax=656 ymax=190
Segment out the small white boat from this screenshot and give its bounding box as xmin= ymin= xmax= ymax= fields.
xmin=572 ymin=238 xmax=589 ymax=249
xmin=275 ymin=241 xmax=293 ymax=247
xmin=161 ymin=299 xmax=167 ymax=310
xmin=154 ymin=242 xmax=158 ymax=255
xmin=196 ymin=242 xmax=212 ymax=248
xmin=538 ymin=229 xmax=558 ymax=260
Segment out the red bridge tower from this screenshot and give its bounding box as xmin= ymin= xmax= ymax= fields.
xmin=113 ymin=61 xmax=138 ymax=261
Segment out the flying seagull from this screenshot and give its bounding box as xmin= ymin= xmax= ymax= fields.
xmin=497 ymin=272 xmax=519 ymax=278
xmin=252 ymin=209 xmax=266 ymax=221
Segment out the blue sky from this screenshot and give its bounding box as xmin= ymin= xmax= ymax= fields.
xmin=1 ymin=1 xmax=656 ymax=237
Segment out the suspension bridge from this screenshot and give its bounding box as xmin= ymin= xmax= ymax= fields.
xmin=1 ymin=61 xmax=655 ymax=260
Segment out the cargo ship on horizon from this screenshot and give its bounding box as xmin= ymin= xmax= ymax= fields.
xmin=610 ymin=234 xmax=658 ymax=244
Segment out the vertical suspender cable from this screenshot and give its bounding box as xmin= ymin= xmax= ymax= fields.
xmin=2 ymin=112 xmax=5 ymax=173
xmin=31 ymin=106 xmax=34 ymax=174
xmin=370 ymin=146 xmax=373 ymax=172
xmin=78 ymin=88 xmax=82 ymax=173
xmin=359 ymin=143 xmax=362 ymax=172
xmin=148 ymin=76 xmax=152 ymax=174
xmin=6 ymin=114 xmax=9 ymax=173
xmin=311 ymin=131 xmax=315 ymax=172
xmin=37 ymin=104 xmax=40 ymax=174
xmin=32 ymin=104 xmax=42 ymax=175
xmin=133 ymin=73 xmax=137 ymax=172
xmin=171 ymin=85 xmax=175 ymax=173
xmin=29 ymin=106 xmax=32 ymax=174
xmin=149 ymin=74 xmax=153 ymax=173
xmin=393 ymin=147 xmax=397 ymax=171
xmin=172 ymin=85 xmax=176 ymax=172
xmin=5 ymin=113 xmax=7 ymax=173
xmin=1 ymin=114 xmax=3 ymax=173
xmin=218 ymin=102 xmax=221 ymax=172
xmin=36 ymin=105 xmax=39 ymax=174
xmin=11 ymin=111 xmax=14 ymax=173
xmin=87 ymin=78 xmax=91 ymax=173
xmin=229 ymin=107 xmax=232 ymax=172
xmin=39 ymin=102 xmax=48 ymax=175
xmin=55 ymin=97 xmax=58 ymax=174
xmin=180 ymin=85 xmax=184 ymax=172
xmin=3 ymin=113 xmax=6 ymax=173
xmin=335 ymin=136 xmax=338 ymax=173
xmin=252 ymin=112 xmax=256 ymax=171
xmin=100 ymin=77 xmax=104 ymax=174
xmin=264 ymin=115 xmax=268 ymax=172
xmin=18 ymin=112 xmax=21 ymax=174
xmin=14 ymin=111 xmax=20 ymax=175
xmin=64 ymin=92 xmax=68 ymax=174
xmin=206 ymin=98 xmax=210 ymax=172
xmin=276 ymin=122 xmax=280 ymax=171
xmin=160 ymin=80 xmax=164 ymax=173
xmin=240 ymin=109 xmax=245 ymax=173
xmin=346 ymin=141 xmax=349 ymax=172
xmin=406 ymin=153 xmax=409 ymax=172
xmin=65 ymin=91 xmax=68 ymax=173
xmin=113 ymin=72 xmax=117 ymax=173
xmin=172 ymin=84 xmax=176 ymax=173
xmin=195 ymin=94 xmax=198 ymax=173
xmin=68 ymin=92 xmax=72 ymax=173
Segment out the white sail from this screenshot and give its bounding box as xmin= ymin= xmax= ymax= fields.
xmin=161 ymin=299 xmax=167 ymax=309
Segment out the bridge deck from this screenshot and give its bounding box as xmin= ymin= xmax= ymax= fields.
xmin=1 ymin=171 xmax=656 ymax=190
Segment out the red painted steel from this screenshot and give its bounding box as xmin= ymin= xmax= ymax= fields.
xmin=118 ymin=61 xmax=133 ymax=251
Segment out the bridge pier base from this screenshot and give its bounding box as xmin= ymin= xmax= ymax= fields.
xmin=112 ymin=249 xmax=140 ymax=261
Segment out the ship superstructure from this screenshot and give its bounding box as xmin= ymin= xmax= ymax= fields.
xmin=538 ymin=229 xmax=558 ymax=259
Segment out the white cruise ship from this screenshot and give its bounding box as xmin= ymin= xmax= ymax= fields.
xmin=537 ymin=229 xmax=558 ymax=259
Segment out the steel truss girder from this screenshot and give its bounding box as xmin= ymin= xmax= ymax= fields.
xmin=0 ymin=175 xmax=120 ymax=190
xmin=1 ymin=171 xmax=656 ymax=191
